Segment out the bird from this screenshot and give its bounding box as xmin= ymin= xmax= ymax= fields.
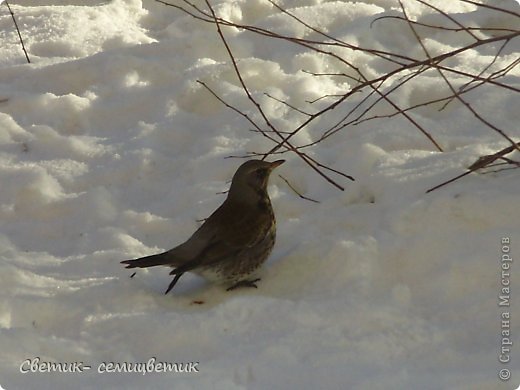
xmin=121 ymin=159 xmax=285 ymax=294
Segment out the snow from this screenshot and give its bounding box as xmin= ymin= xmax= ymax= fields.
xmin=0 ymin=0 xmax=519 ymax=389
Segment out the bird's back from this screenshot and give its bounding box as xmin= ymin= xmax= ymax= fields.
xmin=169 ymin=195 xmax=275 ymax=267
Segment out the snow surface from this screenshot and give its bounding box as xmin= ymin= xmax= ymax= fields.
xmin=0 ymin=0 xmax=519 ymax=389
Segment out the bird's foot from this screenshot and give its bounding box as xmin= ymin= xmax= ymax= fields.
xmin=226 ymin=278 xmax=261 ymax=291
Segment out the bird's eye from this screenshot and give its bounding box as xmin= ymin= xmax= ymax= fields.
xmin=256 ymin=169 xmax=267 ymax=179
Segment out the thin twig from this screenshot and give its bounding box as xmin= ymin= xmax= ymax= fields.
xmin=415 ymin=0 xmax=479 ymax=40
xmin=278 ymin=174 xmax=320 ymax=203
xmin=371 ymin=15 xmax=517 ymax=34
xmin=481 ymin=166 xmax=520 ymax=174
xmin=459 ymin=0 xmax=520 ymax=18
xmin=426 ymin=170 xmax=474 ymax=193
xmin=264 ymin=92 xmax=313 ymax=116
xmin=5 ymin=1 xmax=30 ymax=63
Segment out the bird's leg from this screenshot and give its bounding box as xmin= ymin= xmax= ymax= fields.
xmin=164 ymin=272 xmax=184 ymax=295
xmin=226 ymin=278 xmax=261 ymax=291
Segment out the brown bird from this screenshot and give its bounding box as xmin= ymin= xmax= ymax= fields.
xmin=121 ymin=159 xmax=284 ymax=294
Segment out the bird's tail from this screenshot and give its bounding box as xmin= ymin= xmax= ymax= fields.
xmin=121 ymin=252 xmax=173 ymax=269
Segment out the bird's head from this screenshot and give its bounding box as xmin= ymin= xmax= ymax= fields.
xmin=228 ymin=159 xmax=285 ymax=203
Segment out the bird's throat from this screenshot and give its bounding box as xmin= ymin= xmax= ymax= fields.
xmin=255 ymin=188 xmax=271 ymax=212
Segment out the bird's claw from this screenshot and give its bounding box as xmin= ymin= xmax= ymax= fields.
xmin=226 ymin=278 xmax=261 ymax=291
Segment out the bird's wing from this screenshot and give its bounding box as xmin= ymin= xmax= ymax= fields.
xmin=123 ymin=199 xmax=271 ymax=271
xmin=169 ymin=199 xmax=272 ymax=268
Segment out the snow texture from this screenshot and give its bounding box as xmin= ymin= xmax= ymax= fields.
xmin=0 ymin=0 xmax=519 ymax=389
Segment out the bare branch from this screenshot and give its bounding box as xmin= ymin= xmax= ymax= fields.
xmin=203 ymin=0 xmax=347 ymax=190
xmin=426 ymin=142 xmax=520 ymax=193
xmin=459 ymin=0 xmax=520 ymax=18
xmin=399 ymin=0 xmax=519 ymax=151
xmin=155 ymin=0 xmax=518 ymax=192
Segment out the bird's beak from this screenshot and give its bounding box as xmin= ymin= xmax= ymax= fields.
xmin=269 ymin=160 xmax=285 ymax=170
